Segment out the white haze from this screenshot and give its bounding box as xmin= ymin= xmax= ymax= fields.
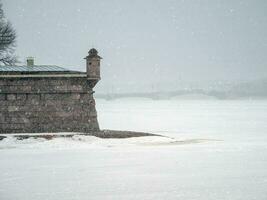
xmin=2 ymin=0 xmax=267 ymax=93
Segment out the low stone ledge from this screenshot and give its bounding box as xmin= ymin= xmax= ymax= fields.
xmin=0 ymin=130 xmax=163 ymax=141
xmin=89 ymin=130 xmax=162 ymax=138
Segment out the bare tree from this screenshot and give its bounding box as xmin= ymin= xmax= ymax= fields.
xmin=0 ymin=2 xmax=17 ymax=65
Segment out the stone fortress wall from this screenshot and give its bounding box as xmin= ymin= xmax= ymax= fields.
xmin=0 ymin=77 xmax=99 ymax=133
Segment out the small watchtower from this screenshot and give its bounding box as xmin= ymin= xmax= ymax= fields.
xmin=85 ymin=48 xmax=102 ymax=79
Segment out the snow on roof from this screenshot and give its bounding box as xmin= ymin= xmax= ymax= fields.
xmin=0 ymin=65 xmax=71 ymax=72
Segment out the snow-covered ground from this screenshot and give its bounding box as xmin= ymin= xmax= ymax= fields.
xmin=1 ymin=98 xmax=267 ymax=200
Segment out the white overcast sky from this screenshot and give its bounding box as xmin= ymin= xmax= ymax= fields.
xmin=2 ymin=0 xmax=267 ymax=92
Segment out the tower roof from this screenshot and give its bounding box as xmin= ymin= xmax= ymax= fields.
xmin=89 ymin=48 xmax=98 ymax=55
xmin=85 ymin=48 xmax=102 ymax=59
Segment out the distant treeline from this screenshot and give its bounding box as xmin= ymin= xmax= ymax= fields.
xmin=96 ymin=79 xmax=267 ymax=100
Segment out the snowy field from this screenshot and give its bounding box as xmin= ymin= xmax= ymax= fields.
xmin=1 ymin=98 xmax=267 ymax=200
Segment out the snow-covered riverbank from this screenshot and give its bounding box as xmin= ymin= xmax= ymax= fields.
xmin=1 ymin=99 xmax=267 ymax=200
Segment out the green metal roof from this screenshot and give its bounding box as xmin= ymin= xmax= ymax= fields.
xmin=0 ymin=65 xmax=70 ymax=72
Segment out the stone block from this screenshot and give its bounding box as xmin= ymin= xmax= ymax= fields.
xmin=28 ymin=94 xmax=40 ymax=101
xmin=0 ymin=94 xmax=6 ymax=100
xmin=71 ymin=93 xmax=80 ymax=100
xmin=55 ymin=85 xmax=68 ymax=91
xmin=68 ymin=85 xmax=83 ymax=91
xmin=4 ymin=117 xmax=29 ymax=124
xmin=1 ymin=123 xmax=26 ymax=130
xmin=0 ymin=113 xmax=5 ymax=123
xmin=8 ymin=106 xmax=19 ymax=112
xmin=55 ymin=111 xmax=73 ymax=118
xmin=17 ymin=94 xmax=27 ymax=101
xmin=7 ymin=94 xmax=16 ymax=101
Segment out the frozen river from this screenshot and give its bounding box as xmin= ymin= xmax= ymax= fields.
xmin=1 ymin=98 xmax=267 ymax=200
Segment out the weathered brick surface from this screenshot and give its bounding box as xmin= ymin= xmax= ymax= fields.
xmin=0 ymin=77 xmax=99 ymax=133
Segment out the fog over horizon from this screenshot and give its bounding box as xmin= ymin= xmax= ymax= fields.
xmin=3 ymin=0 xmax=267 ymax=93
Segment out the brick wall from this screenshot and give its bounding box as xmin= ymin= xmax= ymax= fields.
xmin=0 ymin=77 xmax=99 ymax=133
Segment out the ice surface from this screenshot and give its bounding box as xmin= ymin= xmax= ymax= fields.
xmin=1 ymin=99 xmax=267 ymax=200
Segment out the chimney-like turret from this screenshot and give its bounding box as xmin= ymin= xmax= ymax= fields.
xmin=26 ymin=57 xmax=34 ymax=66
xmin=85 ymin=48 xmax=102 ymax=79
